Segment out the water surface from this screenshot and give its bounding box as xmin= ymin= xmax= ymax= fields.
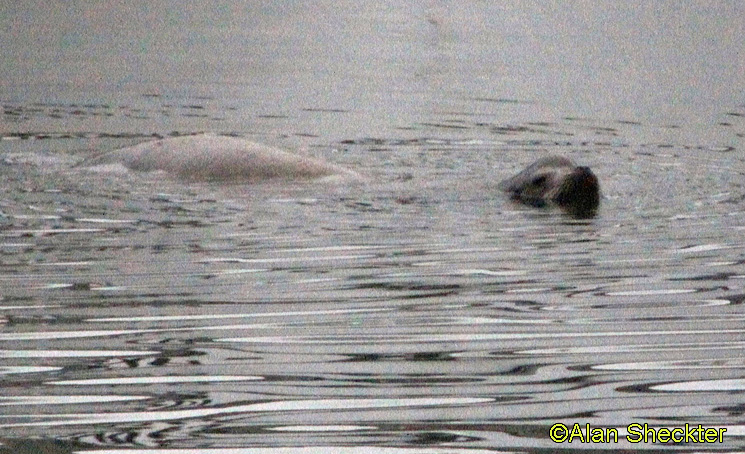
xmin=2 ymin=1 xmax=745 ymax=452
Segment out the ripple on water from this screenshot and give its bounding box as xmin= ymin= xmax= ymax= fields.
xmin=2 ymin=92 xmax=745 ymax=452
xmin=652 ymin=378 xmax=745 ymax=392
xmin=74 ymin=449 xmax=503 ymax=454
xmin=1 ymin=397 xmax=494 ymax=428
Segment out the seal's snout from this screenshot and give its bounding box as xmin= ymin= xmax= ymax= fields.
xmin=575 ymin=166 xmax=593 ymax=177
xmin=570 ymin=167 xmax=599 ymax=191
xmin=555 ymin=166 xmax=600 ymax=217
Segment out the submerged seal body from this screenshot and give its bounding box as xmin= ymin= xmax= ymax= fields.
xmin=499 ymin=156 xmax=600 ymax=217
xmin=83 ymin=134 xmax=362 ymax=182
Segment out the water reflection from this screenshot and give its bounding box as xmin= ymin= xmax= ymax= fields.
xmin=3 ymin=397 xmax=493 ymax=428
xmin=2 ymin=165 xmax=744 ymax=450
xmin=2 ymin=5 xmax=745 ymax=453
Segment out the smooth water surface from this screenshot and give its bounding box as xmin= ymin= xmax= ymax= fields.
xmin=2 ymin=1 xmax=745 ymax=452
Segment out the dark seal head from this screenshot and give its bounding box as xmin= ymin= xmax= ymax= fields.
xmin=499 ymin=156 xmax=600 ymax=218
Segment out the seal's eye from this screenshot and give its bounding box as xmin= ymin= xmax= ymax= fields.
xmin=531 ymin=175 xmax=547 ymax=187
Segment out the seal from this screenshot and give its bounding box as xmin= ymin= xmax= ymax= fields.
xmin=499 ymin=155 xmax=600 ymax=217
xmin=81 ymin=134 xmax=362 ymax=183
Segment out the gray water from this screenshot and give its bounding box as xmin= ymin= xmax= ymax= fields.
xmin=2 ymin=1 xmax=745 ymax=453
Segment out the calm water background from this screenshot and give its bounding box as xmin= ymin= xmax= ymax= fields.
xmin=2 ymin=1 xmax=745 ymax=453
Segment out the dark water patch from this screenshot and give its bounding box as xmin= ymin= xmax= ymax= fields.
xmin=472 ymin=97 xmax=528 ymax=104
xmin=616 ymin=120 xmax=643 ymax=126
xmin=713 ymin=403 xmax=745 ymax=416
xmin=345 ymin=281 xmax=461 ymax=297
xmin=3 ymin=312 xmax=90 ymax=326
xmin=338 ymin=137 xmax=493 ymax=147
xmin=0 ymin=439 xmax=86 ymax=454
xmin=338 ymin=135 xmax=632 ymax=152
xmin=332 ymin=374 xmax=485 ymax=386
xmin=0 ymin=99 xmax=243 ymax=135
xmin=417 ymin=121 xmax=471 ymax=130
xmin=638 ymin=143 xmax=736 ymax=153
xmin=1 ymin=132 xmax=168 ymax=141
xmin=487 ymin=124 xmax=567 ymax=136
xmin=667 ymin=272 xmax=739 ymax=282
xmin=345 ymin=351 xmax=460 ymax=362
xmin=618 ymin=377 xmax=745 ymax=394
xmin=721 ymin=294 xmax=745 ymax=305
xmin=302 ymin=108 xmax=349 ymax=113
xmin=257 ymin=114 xmax=290 ymax=119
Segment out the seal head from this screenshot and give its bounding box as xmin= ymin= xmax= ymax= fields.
xmin=499 ymin=156 xmax=600 ymax=218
